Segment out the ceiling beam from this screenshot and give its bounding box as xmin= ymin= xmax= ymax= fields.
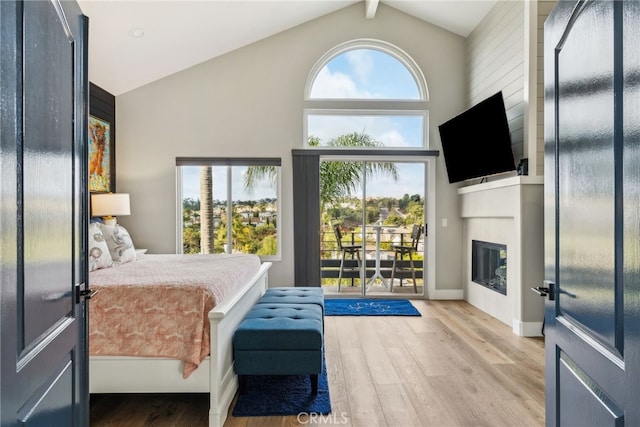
xmin=365 ymin=0 xmax=379 ymax=19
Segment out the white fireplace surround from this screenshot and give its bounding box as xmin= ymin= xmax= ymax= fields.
xmin=459 ymin=176 xmax=544 ymax=337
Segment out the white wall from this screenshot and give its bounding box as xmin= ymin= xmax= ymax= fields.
xmin=459 ymin=177 xmax=545 ymax=336
xmin=114 ymin=2 xmax=467 ymax=290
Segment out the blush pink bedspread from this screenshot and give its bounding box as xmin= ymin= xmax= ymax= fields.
xmin=89 ymin=254 xmax=261 ymax=378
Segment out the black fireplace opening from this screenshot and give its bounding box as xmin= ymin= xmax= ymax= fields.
xmin=472 ymin=240 xmax=507 ymax=295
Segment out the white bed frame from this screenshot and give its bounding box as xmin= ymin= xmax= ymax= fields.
xmin=89 ymin=262 xmax=272 ymax=427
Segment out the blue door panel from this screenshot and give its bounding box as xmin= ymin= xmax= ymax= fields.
xmin=18 ymin=357 xmax=74 ymax=427
xmin=545 ymin=1 xmax=640 ymax=425
xmin=556 ymin=0 xmax=617 ymax=352
xmin=0 ymin=1 xmax=89 ymax=426
xmin=558 ymin=350 xmax=623 ymax=427
xmin=23 ymin=0 xmax=76 ymax=347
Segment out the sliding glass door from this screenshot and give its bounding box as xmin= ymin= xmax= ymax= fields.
xmin=320 ymin=157 xmax=426 ymax=297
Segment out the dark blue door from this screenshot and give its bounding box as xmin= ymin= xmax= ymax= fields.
xmin=544 ymin=1 xmax=640 ymax=425
xmin=0 ymin=1 xmax=89 ymax=425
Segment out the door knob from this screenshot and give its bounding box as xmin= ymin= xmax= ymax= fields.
xmin=531 ymin=286 xmax=549 ymax=296
xmin=531 ymin=281 xmax=555 ymax=300
xmin=76 ymin=285 xmax=99 ymax=303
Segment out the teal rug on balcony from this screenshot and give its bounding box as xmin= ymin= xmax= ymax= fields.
xmin=324 ymin=299 xmax=421 ymax=316
xmin=232 ymin=352 xmax=330 ymax=417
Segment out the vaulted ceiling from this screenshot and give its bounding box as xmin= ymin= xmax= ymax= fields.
xmin=78 ymin=0 xmax=496 ymax=96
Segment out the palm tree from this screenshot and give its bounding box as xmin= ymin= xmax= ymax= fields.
xmin=311 ymin=133 xmax=398 ymax=210
xmin=244 ymin=132 xmax=399 ymax=262
xmin=243 ymin=165 xmax=278 ymax=193
xmin=199 ymin=166 xmax=214 ymax=253
xmin=244 ymin=132 xmax=398 ymax=211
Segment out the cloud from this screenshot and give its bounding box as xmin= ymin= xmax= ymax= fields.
xmin=310 ymin=66 xmax=374 ymax=99
xmin=307 ymin=114 xmax=422 ymax=147
xmin=365 ymin=163 xmax=425 ymax=198
xmin=377 ymin=129 xmax=409 ymax=147
xmin=308 ymin=114 xmax=370 ymax=141
xmin=345 ymin=50 xmax=374 ymax=84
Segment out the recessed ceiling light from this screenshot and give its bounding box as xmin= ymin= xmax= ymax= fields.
xmin=128 ymin=28 xmax=145 ymax=38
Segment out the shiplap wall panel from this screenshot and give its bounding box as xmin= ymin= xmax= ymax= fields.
xmin=466 ymin=0 xmax=525 ymax=162
xmin=466 ymin=2 xmax=522 ymax=82
xmin=466 ymin=5 xmax=523 ymax=96
xmin=466 ymin=0 xmax=518 ymax=51
xmin=536 ymin=0 xmax=557 ymax=176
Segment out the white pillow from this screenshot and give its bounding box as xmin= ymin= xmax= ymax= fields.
xmin=88 ymin=223 xmax=114 ymax=271
xmin=99 ymin=223 xmax=137 ymax=264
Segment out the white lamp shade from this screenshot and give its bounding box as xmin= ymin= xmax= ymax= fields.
xmin=91 ymin=193 xmax=131 ymax=217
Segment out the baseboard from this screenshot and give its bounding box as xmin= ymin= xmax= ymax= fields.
xmin=513 ymin=320 xmax=544 ymax=337
xmin=428 ymin=288 xmax=464 ymax=300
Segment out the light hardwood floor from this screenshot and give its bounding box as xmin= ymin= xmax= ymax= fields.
xmin=90 ymin=300 xmax=545 ymax=427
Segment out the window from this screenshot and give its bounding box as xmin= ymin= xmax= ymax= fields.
xmin=308 ymin=47 xmax=422 ymax=100
xmin=304 ymin=39 xmax=429 ymax=149
xmin=176 ymin=158 xmax=281 ymax=260
xmin=306 ymin=112 xmax=426 ymax=148
xmin=294 ymin=39 xmax=435 ymax=293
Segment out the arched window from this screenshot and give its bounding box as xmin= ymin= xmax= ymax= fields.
xmin=295 ymin=39 xmax=436 ymax=295
xmin=304 ymin=39 xmax=429 ymax=149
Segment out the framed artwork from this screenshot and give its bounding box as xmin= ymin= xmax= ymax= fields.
xmin=88 ymin=115 xmax=112 ymax=192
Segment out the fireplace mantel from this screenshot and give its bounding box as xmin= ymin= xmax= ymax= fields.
xmin=458 ymin=176 xmax=544 ymax=336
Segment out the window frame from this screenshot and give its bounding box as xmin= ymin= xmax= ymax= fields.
xmin=295 ymin=39 xmax=435 ymax=291
xmin=175 ymin=157 xmax=282 ymax=261
xmin=303 ymin=39 xmax=430 ymax=150
xmin=304 ymin=108 xmax=429 ymax=150
xmin=305 ymin=39 xmax=428 ymax=102
xmin=291 ymin=149 xmax=438 ymax=290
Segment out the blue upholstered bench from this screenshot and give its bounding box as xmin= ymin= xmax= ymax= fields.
xmin=233 ymin=302 xmax=324 ymax=394
xmin=258 ymin=287 xmax=325 ymax=316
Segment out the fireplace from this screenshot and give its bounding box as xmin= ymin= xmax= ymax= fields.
xmin=472 ymin=240 xmax=507 ymax=295
xmin=459 ymin=177 xmax=544 ymax=336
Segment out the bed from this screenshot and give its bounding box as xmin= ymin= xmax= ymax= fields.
xmin=88 ymin=253 xmax=271 ymax=427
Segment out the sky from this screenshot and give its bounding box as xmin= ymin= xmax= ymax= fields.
xmin=182 ymin=48 xmax=426 ymax=201
xmin=182 ymin=166 xmax=277 ymax=202
xmin=308 ymin=48 xmax=427 ymax=198
xmin=308 ymin=48 xmax=425 ymax=149
xmin=181 ymin=162 xmax=425 ymax=201
xmin=310 ymin=49 xmax=421 ymax=100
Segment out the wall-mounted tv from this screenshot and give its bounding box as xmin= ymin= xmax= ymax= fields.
xmin=438 ymin=91 xmax=516 ymax=184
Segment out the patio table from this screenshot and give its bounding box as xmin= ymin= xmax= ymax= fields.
xmin=367 ymin=223 xmax=389 ymax=289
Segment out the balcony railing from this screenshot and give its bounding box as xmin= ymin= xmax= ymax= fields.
xmin=320 ymin=227 xmax=424 ymax=286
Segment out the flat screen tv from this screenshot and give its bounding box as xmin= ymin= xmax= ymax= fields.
xmin=438 ymin=91 xmax=516 ymax=183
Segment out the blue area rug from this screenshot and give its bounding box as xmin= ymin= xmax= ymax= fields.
xmin=325 ymin=299 xmax=421 ymax=316
xmin=232 ymin=353 xmax=330 ymax=417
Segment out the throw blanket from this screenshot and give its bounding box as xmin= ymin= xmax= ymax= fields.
xmin=89 ymin=254 xmax=261 ymax=378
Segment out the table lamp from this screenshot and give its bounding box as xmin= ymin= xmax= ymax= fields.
xmin=91 ymin=193 xmax=130 ymax=226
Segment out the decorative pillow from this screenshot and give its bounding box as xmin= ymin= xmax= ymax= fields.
xmin=88 ymin=223 xmax=114 ymax=271
xmin=99 ymin=223 xmax=137 ymax=265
